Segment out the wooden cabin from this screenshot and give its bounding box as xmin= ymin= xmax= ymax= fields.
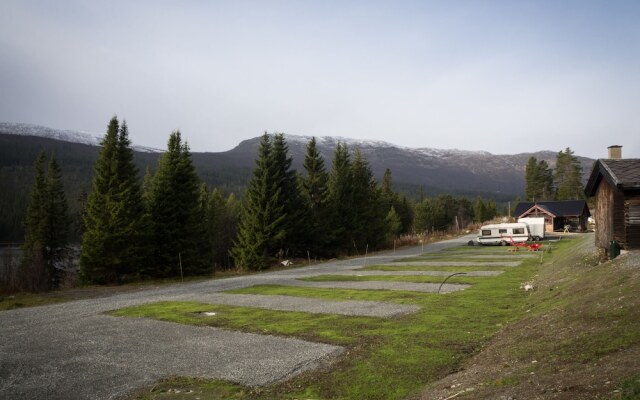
xmin=585 ymin=151 xmax=640 ymax=251
xmin=514 ymin=200 xmax=590 ymax=232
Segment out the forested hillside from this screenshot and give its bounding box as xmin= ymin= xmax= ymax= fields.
xmin=0 ymin=135 xmax=251 ymax=242
xmin=0 ymin=127 xmax=595 ymax=243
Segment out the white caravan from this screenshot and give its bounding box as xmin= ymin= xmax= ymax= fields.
xmin=477 ymin=222 xmax=531 ymax=246
xmin=517 ymin=217 xmax=545 ymax=241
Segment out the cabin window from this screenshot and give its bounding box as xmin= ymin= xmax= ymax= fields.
xmin=499 ymin=229 xmax=507 ymax=234
xmin=482 ymin=230 xmax=491 ymax=236
xmin=513 ymin=228 xmax=525 ymax=235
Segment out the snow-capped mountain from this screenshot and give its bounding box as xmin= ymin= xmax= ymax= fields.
xmin=0 ymin=122 xmax=161 ymax=153
xmin=0 ymin=121 xmax=594 ymax=200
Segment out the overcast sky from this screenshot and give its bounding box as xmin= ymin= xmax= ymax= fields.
xmin=1 ymin=1 xmax=639 ymax=158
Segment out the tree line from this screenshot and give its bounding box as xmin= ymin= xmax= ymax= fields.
xmin=11 ymin=117 xmax=507 ymax=290
xmin=524 ymin=147 xmax=585 ymax=201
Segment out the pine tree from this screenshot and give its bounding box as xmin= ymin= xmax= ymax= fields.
xmin=22 ymin=152 xmax=50 ymax=291
xmin=474 ymin=197 xmax=487 ymax=223
xmin=149 ymin=131 xmax=208 ymax=277
xmin=349 ymin=149 xmax=386 ymax=251
xmin=43 ymin=155 xmax=69 ymax=286
xmin=270 ymin=133 xmax=304 ymax=255
xmin=525 ymin=157 xmax=554 ymax=201
xmin=231 ymin=133 xmax=286 ymax=270
xmin=555 ymin=147 xmax=584 ymax=200
xmin=525 ymin=157 xmax=538 ymax=201
xmin=299 ymin=137 xmax=332 ymax=257
xmin=327 ymin=142 xmax=353 ymax=254
xmin=111 ymin=121 xmax=152 ymax=278
xmin=80 ymin=117 xmax=150 ymax=284
xmin=385 ymin=206 xmax=402 ymax=244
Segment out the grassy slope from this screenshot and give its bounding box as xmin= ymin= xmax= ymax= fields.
xmin=416 ymin=236 xmax=640 ymax=400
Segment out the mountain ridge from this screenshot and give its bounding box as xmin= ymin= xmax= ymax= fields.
xmin=0 ymin=121 xmax=595 ymax=198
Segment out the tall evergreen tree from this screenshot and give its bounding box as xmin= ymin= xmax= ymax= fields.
xmin=22 ymin=152 xmax=50 ymax=290
xmin=349 ymin=149 xmax=386 ymax=251
xmin=299 ymin=137 xmax=332 ymax=257
xmin=149 ymin=131 xmax=208 ymax=277
xmin=43 ymin=155 xmax=69 ymax=286
xmin=555 ymin=147 xmax=584 ymax=200
xmin=327 ymin=142 xmax=353 ymax=254
xmin=231 ymin=133 xmax=286 ymax=270
xmin=270 ymin=133 xmax=304 ymax=254
xmin=525 ymin=157 xmax=554 ymax=201
xmin=81 ymin=117 xmax=149 ymax=284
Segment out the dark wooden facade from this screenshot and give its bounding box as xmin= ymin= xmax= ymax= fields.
xmin=585 ymin=159 xmax=640 ymax=251
xmin=514 ymin=201 xmax=590 ymax=232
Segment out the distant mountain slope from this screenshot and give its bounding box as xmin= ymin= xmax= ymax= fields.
xmin=0 ymin=122 xmax=594 ymax=241
xmin=227 ymin=134 xmax=594 ymax=198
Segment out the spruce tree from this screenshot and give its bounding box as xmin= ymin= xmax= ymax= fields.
xmin=22 ymin=152 xmax=50 ymax=290
xmin=81 ymin=117 xmax=149 ymax=284
xmin=149 ymin=131 xmax=208 ymax=277
xmin=474 ymin=197 xmax=487 ymax=223
xmin=555 ymin=147 xmax=584 ymax=200
xmin=349 ymin=149 xmax=386 ymax=251
xmin=112 ymin=121 xmax=151 ymax=278
xmin=231 ymin=133 xmax=286 ymax=270
xmin=525 ymin=157 xmax=538 ymax=201
xmin=270 ymin=133 xmax=304 ymax=255
xmin=525 ymin=157 xmax=554 ymax=201
xmin=43 ymin=155 xmax=69 ymax=286
xmin=327 ymin=142 xmax=353 ymax=254
xmin=299 ymin=137 xmax=332 ymax=257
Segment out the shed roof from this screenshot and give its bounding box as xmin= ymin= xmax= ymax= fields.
xmin=585 ymin=159 xmax=640 ymax=196
xmin=514 ymin=200 xmax=590 ymax=218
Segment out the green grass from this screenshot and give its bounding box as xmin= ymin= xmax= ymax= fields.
xmin=0 ymin=293 xmax=66 ymax=310
xmin=114 ymin=238 xmax=562 ymax=400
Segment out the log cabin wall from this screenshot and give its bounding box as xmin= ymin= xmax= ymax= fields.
xmin=625 ymin=192 xmax=640 ymax=249
xmin=595 ymin=179 xmax=614 ymax=249
xmin=613 ymin=189 xmax=626 ymax=247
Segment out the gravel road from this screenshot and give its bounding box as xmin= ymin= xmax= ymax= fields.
xmin=0 ymin=234 xmax=480 ymax=399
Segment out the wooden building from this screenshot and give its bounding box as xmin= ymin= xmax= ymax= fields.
xmin=514 ymin=200 xmax=590 ymax=232
xmin=585 ymin=154 xmax=640 ymax=251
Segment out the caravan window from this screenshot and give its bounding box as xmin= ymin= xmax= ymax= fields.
xmin=481 ymin=230 xmax=491 ymax=236
xmin=499 ymin=229 xmax=507 ymax=234
xmin=513 ymin=228 xmax=525 ymax=235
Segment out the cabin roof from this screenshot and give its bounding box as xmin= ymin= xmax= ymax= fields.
xmin=514 ymin=200 xmax=590 ymax=218
xmin=585 ymin=158 xmax=640 ymax=196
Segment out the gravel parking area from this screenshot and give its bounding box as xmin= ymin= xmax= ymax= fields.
xmin=282 ymin=279 xmax=471 ymax=293
xmin=330 ymin=270 xmax=504 ymax=277
xmin=376 ymin=261 xmax=521 ymax=267
xmin=193 ymin=293 xmax=421 ymax=317
xmin=0 ymin=234 xmax=479 ymax=399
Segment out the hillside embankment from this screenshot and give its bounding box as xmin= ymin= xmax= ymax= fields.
xmin=417 ymin=236 xmax=640 ymax=400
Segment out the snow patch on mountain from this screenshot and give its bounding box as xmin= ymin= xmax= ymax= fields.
xmin=0 ymin=122 xmax=161 ymax=153
xmin=282 ymin=133 xmax=494 ymax=156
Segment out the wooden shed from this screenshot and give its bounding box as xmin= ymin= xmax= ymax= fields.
xmin=585 ymin=158 xmax=640 ymax=251
xmin=514 ymin=200 xmax=590 ymax=232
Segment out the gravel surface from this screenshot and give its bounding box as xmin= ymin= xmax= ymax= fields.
xmin=280 ymin=279 xmax=471 ymax=293
xmin=330 ymin=270 xmax=504 ymax=277
xmin=193 ymin=293 xmax=420 ymax=317
xmin=0 ymin=234 xmax=478 ymax=399
xmin=375 ymin=261 xmax=521 ymax=267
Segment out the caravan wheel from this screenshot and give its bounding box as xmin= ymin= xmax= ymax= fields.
xmin=500 ymin=240 xmax=507 ymax=246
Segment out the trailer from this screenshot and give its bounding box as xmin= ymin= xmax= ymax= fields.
xmin=477 ymin=222 xmax=531 ymax=246
xmin=517 ymin=217 xmax=545 ymax=240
